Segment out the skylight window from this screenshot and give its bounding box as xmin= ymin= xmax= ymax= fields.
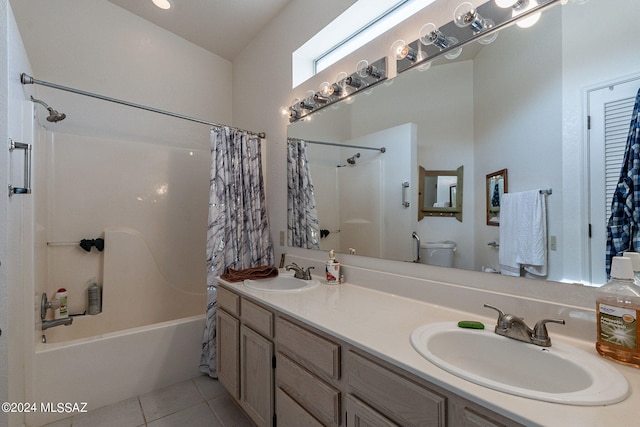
xmin=292 ymin=0 xmax=436 ymax=88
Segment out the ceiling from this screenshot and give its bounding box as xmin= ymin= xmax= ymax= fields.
xmin=107 ymin=0 xmax=291 ymax=61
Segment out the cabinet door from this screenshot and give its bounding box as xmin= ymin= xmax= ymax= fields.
xmin=240 ymin=324 xmax=274 ymax=427
xmin=216 ymin=309 xmax=240 ymax=399
xmin=346 ymin=395 xmax=400 ymax=427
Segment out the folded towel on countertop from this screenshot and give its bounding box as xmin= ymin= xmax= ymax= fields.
xmin=220 ymin=265 xmax=279 ymax=282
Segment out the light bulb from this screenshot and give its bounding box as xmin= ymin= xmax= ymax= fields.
xmin=454 ymin=2 xmax=483 ymax=31
xmin=152 ymin=0 xmax=172 ymax=9
xmin=356 ymin=60 xmax=370 ymax=77
xmin=391 ymin=40 xmax=416 ymax=61
xmin=419 ymin=24 xmax=452 ymax=50
xmin=357 ymin=60 xmax=383 ymax=79
xmin=319 ymin=82 xmax=335 ymax=97
xmin=454 ymin=2 xmax=497 ymax=44
xmin=419 ymin=24 xmax=462 ymax=60
xmin=495 ymin=0 xmax=518 ymax=7
xmin=514 ymin=0 xmax=541 ymax=28
xmin=516 ymin=11 xmax=541 ymax=28
xmin=336 ymin=72 xmax=349 ymax=90
xmin=478 ymin=25 xmax=498 ymax=44
xmin=444 ymin=43 xmax=462 ymax=60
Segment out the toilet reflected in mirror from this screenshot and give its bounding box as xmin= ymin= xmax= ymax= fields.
xmin=420 ymin=241 xmax=457 ymax=267
xmin=486 ymin=169 xmax=508 ymax=226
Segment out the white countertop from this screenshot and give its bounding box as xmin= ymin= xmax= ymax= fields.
xmin=218 ymin=275 xmax=640 ymax=427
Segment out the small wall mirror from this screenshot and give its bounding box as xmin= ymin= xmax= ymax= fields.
xmin=418 ymin=166 xmax=463 ymax=222
xmin=486 ymin=169 xmax=508 ymax=226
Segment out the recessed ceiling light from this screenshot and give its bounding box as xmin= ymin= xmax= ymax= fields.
xmin=152 ymin=0 xmax=172 ymax=10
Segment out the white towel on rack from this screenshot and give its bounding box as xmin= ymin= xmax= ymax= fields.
xmin=499 ymin=190 xmax=547 ymax=277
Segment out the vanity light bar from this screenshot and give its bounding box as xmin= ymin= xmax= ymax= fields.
xmin=287 ymin=57 xmax=387 ymax=123
xmin=396 ymin=0 xmax=559 ymax=74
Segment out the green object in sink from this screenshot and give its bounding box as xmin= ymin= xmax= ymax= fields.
xmin=457 ymin=321 xmax=485 ymax=329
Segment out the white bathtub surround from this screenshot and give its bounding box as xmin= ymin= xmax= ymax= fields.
xmin=43 ymin=228 xmax=205 ymax=343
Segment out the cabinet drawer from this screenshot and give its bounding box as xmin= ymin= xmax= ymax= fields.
xmin=462 ymin=408 xmax=508 ymax=427
xmin=217 ymin=286 xmax=240 ymax=316
xmin=347 ymin=351 xmax=446 ymax=427
xmin=242 ymin=298 xmax=273 ymax=338
xmin=276 ymin=388 xmax=324 ymax=427
xmin=276 ymin=317 xmax=340 ymax=380
xmin=277 ymin=353 xmax=341 ymax=427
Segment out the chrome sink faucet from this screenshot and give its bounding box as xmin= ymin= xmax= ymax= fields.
xmin=285 ymin=263 xmax=314 ymax=280
xmin=484 ymin=304 xmax=565 ymax=347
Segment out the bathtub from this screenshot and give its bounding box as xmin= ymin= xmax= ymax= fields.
xmin=30 ymin=227 xmax=207 ymax=426
xmin=29 ymin=314 xmax=204 ymax=426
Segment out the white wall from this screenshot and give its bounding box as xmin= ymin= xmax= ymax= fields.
xmin=10 ymin=0 xmax=231 ymax=148
xmin=0 ymin=1 xmax=10 ymax=425
xmin=473 ymin=8 xmax=562 ymax=279
xmin=3 ymin=2 xmax=37 ymax=426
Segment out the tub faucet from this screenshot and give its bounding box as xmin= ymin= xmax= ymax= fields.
xmin=285 ymin=263 xmax=314 ymax=280
xmin=40 ymin=292 xmax=74 ymax=330
xmin=42 ymin=317 xmax=73 ymax=330
xmin=484 ymin=304 xmax=565 ymax=347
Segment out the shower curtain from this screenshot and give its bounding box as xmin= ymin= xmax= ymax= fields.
xmin=287 ymin=139 xmax=320 ymax=249
xmin=200 ymin=126 xmax=274 ymax=378
xmin=606 ymin=88 xmax=640 ymax=277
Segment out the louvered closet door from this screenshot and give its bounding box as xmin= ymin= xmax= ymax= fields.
xmin=588 ymin=78 xmax=640 ymax=285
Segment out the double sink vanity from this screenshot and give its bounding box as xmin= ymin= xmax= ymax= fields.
xmin=215 ymin=263 xmax=638 ymax=426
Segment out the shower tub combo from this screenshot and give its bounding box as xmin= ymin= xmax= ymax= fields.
xmin=29 ymin=126 xmax=210 ymax=426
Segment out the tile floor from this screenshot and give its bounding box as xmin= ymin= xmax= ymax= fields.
xmin=43 ymin=375 xmax=255 ymax=427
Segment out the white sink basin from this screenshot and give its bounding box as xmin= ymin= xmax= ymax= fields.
xmin=410 ymin=322 xmax=630 ymax=405
xmin=243 ymin=274 xmax=319 ymax=293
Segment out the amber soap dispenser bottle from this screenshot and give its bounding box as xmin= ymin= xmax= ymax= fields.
xmin=596 ymin=256 xmax=640 ymax=368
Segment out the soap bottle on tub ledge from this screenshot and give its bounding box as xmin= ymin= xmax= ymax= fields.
xmin=325 ymin=250 xmax=341 ymax=285
xmin=596 ymin=256 xmax=640 ymax=368
xmin=53 ymin=288 xmax=68 ymax=319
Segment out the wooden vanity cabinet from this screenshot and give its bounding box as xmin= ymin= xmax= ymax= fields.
xmin=216 ymin=286 xmax=274 ymax=427
xmin=216 ymin=284 xmax=524 ymax=427
xmin=275 ymin=316 xmax=342 ymax=426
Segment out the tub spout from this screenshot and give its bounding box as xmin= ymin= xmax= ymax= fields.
xmin=42 ymin=317 xmax=73 ymax=330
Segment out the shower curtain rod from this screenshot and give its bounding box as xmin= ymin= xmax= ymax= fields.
xmin=288 ymin=137 xmax=386 ymax=153
xmin=20 ymin=73 xmax=266 ymax=138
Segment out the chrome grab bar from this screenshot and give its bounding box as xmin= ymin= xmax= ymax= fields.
xmin=402 ymin=181 xmax=410 ymax=207
xmin=8 ymin=138 xmax=32 ymax=197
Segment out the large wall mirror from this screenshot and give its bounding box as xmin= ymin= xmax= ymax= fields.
xmin=287 ymin=0 xmax=640 ymax=287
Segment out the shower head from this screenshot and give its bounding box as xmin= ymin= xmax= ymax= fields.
xmin=346 ymin=152 xmax=361 ymax=165
xmin=30 ymin=96 xmax=66 ymax=123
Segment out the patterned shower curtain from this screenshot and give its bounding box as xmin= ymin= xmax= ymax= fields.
xmin=199 ymin=126 xmax=274 ymax=378
xmin=287 ymin=138 xmax=320 ymax=249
